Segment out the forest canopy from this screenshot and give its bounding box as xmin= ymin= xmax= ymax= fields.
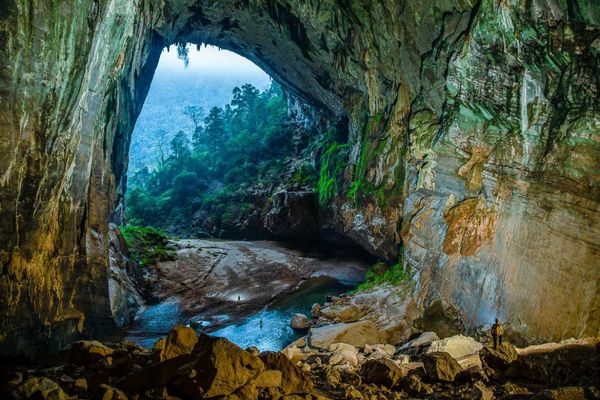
xmin=126 ymin=82 xmax=315 ymax=231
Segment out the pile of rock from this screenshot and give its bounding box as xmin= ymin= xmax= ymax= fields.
xmin=279 ymin=330 xmax=600 ymax=400
xmin=2 ymin=326 xmax=315 ymax=400
xmin=2 ymin=326 xmax=599 ymax=400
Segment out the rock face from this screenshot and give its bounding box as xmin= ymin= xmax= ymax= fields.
xmin=108 ymin=224 xmax=142 ymax=328
xmin=0 ymin=0 xmax=599 ymax=355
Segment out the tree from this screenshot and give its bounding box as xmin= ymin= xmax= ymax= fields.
xmin=203 ymin=107 xmax=227 ymax=169
xmin=170 ymin=131 xmax=191 ymax=160
xmin=184 ymin=105 xmax=204 ymax=133
xmin=155 ymin=130 xmax=169 ymax=167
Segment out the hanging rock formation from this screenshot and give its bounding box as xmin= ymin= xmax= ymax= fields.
xmin=0 ymin=0 xmax=598 ymax=355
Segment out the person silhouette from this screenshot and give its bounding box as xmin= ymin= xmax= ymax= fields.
xmin=491 ymin=318 xmax=504 ymax=349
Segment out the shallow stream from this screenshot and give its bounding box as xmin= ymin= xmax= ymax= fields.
xmin=124 ymin=275 xmax=354 ymax=351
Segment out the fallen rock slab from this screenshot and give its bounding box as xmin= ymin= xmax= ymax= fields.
xmin=426 ymin=334 xmax=483 ymax=359
xmin=310 ymin=320 xmax=381 ymax=349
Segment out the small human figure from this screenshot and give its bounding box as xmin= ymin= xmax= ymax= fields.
xmin=491 ymin=318 xmax=504 ymax=349
xmin=259 ymin=319 xmax=263 ymax=329
xmin=237 ymin=295 xmax=241 ymax=302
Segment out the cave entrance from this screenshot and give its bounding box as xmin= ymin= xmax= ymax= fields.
xmin=125 ymin=43 xmax=280 ymax=238
xmin=117 ymin=44 xmax=373 ymax=351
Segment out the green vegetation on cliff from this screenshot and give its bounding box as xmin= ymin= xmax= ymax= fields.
xmin=119 ymin=225 xmax=176 ymax=266
xmin=317 ymin=141 xmax=349 ymax=205
xmin=354 ymin=259 xmax=411 ymax=293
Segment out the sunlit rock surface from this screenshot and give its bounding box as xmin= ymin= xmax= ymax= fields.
xmin=0 ymin=0 xmax=598 ymax=354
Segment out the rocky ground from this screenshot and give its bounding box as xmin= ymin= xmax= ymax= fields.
xmin=1 ymin=323 xmax=598 ymax=400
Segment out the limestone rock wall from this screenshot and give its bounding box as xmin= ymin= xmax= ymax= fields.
xmin=0 ymin=0 xmax=598 ymax=354
xmin=0 ymin=0 xmax=162 ymax=355
xmin=399 ymin=1 xmax=600 ymax=340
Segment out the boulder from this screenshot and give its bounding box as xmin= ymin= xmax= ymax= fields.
xmin=329 ymin=350 xmax=359 ymax=367
xmin=180 ymin=336 xmax=264 ymax=398
xmin=399 ymin=361 xmax=426 ymax=377
xmin=74 ymin=378 xmax=88 ymax=391
xmin=109 ymin=353 xmax=137 ymax=376
xmin=281 ymin=345 xmax=306 ymax=364
xmin=152 ymin=338 xmax=166 ymax=352
xmin=100 ymin=384 xmax=128 ymax=400
xmin=234 ymin=383 xmax=260 ymax=400
xmin=311 ymin=303 xmax=322 ymax=318
xmin=290 ymin=313 xmax=311 ymax=330
xmin=426 ymin=335 xmax=483 ymax=359
xmin=536 ymin=387 xmax=586 ymax=400
xmin=246 ymin=346 xmax=260 ymax=356
xmin=456 ymin=366 xmax=489 ymax=384
xmin=116 ymin=353 xmax=193 ymax=393
xmin=479 ymin=344 xmax=518 ymax=371
xmin=364 ymin=343 xmax=396 ymax=357
xmin=422 ymin=352 xmax=462 ymax=382
xmin=14 ymin=377 xmax=68 ymax=399
xmin=160 ymin=325 xmax=198 ymax=361
xmin=499 ymin=382 xmax=532 ymax=397
xmin=398 ymin=332 xmax=439 ymax=353
xmin=470 ymin=381 xmax=494 ymax=400
xmin=68 ymin=340 xmax=114 ymax=365
xmin=360 ymin=358 xmax=403 ymax=387
xmin=457 ymin=353 xmax=484 ymax=370
xmin=397 ymin=374 xmax=434 ymax=397
xmin=329 ymin=343 xmax=358 ymax=354
xmin=394 ymin=354 xmax=410 ymax=365
xmin=252 ymin=370 xmax=283 ymax=388
xmin=260 ymin=351 xmax=313 ymax=395
xmin=310 ymin=320 xmax=381 ymax=349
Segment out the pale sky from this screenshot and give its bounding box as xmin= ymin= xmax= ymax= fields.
xmin=157 ymin=44 xmax=267 ymax=75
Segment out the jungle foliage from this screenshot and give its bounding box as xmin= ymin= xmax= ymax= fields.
xmin=126 ymin=82 xmax=315 ymax=230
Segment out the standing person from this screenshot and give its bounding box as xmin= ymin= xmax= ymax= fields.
xmin=491 ymin=318 xmax=504 ymax=349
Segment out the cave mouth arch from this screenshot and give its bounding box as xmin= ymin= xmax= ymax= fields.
xmin=122 ymin=41 xmax=335 ymax=240
xmin=114 ymin=42 xmax=374 ymax=349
